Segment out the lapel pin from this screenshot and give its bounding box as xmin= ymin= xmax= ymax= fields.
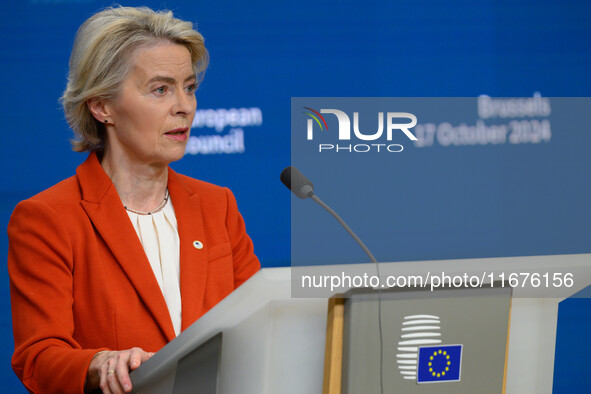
xmin=193 ymin=240 xmax=204 ymax=249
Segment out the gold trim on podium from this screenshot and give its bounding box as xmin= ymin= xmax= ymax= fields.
xmin=323 ymin=296 xmax=345 ymax=394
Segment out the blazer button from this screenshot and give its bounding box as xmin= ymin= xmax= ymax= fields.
xmin=193 ymin=240 xmax=204 ymax=249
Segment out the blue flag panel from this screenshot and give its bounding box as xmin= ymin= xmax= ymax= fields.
xmin=417 ymin=345 xmax=463 ymax=383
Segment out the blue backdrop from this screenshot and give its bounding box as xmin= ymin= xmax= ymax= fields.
xmin=1 ymin=0 xmax=589 ymax=392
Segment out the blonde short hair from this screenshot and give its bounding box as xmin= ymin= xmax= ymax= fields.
xmin=61 ymin=6 xmax=208 ymax=152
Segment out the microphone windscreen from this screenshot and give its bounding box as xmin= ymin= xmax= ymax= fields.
xmin=280 ymin=166 xmax=314 ymax=199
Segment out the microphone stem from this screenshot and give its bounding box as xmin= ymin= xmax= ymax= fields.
xmin=310 ymin=194 xmax=378 ymax=265
xmin=310 ymin=193 xmax=385 ymax=394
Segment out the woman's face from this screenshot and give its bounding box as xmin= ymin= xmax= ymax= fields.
xmin=104 ymin=42 xmax=197 ymax=166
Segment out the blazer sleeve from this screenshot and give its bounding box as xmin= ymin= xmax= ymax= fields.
xmin=8 ymin=199 xmax=105 ymax=393
xmin=223 ymin=188 xmax=261 ymax=287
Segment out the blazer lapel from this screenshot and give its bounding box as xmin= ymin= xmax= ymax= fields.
xmin=77 ymin=153 xmax=176 ymax=342
xmin=167 ymin=170 xmax=209 ymax=331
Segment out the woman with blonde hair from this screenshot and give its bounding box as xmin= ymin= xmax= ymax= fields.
xmin=8 ymin=6 xmax=260 ymax=393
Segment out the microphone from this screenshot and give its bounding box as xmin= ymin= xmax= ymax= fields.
xmin=281 ymin=165 xmax=385 ymax=394
xmin=280 ymin=166 xmax=377 ymax=264
xmin=280 ymin=166 xmax=314 ymax=199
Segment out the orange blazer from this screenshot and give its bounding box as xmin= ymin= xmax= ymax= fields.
xmin=7 ymin=153 xmax=260 ymax=393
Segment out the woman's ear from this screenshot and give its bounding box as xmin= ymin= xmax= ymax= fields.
xmin=87 ymin=98 xmax=112 ymax=124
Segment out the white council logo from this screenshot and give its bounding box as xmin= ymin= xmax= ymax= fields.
xmin=304 ymin=107 xmax=417 ymax=153
xmin=396 ymin=314 xmax=463 ymax=384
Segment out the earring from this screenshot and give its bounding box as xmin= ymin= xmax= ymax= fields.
xmin=104 ymin=119 xmax=108 ymax=123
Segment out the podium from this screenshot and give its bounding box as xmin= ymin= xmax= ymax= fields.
xmin=130 ymin=253 xmax=590 ymax=394
xmin=131 ymin=268 xmax=327 ymax=393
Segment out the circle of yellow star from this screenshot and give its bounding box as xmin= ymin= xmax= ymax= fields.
xmin=426 ymin=348 xmax=454 ymax=379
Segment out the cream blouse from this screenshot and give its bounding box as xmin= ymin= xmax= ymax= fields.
xmin=125 ymin=197 xmax=181 ymax=336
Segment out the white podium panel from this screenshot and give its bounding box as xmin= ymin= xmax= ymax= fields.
xmin=131 ymin=268 xmax=328 ymax=394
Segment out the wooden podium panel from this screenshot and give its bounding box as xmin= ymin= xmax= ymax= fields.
xmin=323 ymin=297 xmax=345 ymax=394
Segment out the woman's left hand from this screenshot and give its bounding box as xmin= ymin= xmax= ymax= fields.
xmin=86 ymin=347 xmax=155 ymax=393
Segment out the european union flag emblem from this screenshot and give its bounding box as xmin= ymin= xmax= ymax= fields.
xmin=417 ymin=344 xmax=462 ymax=383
